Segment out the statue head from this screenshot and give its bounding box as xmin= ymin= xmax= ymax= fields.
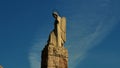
xmin=52 ymin=11 xmax=59 ymax=20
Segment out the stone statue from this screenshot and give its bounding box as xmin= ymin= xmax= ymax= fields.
xmin=47 ymin=12 xmax=66 ymax=47
xmin=41 ymin=12 xmax=68 ymax=68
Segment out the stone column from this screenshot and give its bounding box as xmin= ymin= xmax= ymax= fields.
xmin=41 ymin=44 xmax=68 ymax=68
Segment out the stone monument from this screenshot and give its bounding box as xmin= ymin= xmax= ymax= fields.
xmin=41 ymin=12 xmax=68 ymax=68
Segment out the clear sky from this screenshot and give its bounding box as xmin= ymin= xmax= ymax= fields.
xmin=0 ymin=0 xmax=120 ymax=68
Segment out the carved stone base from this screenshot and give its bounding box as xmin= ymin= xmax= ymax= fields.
xmin=41 ymin=44 xmax=68 ymax=68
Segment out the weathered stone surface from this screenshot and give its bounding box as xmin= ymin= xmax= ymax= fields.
xmin=41 ymin=44 xmax=68 ymax=68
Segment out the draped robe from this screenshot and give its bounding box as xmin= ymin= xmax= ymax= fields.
xmin=48 ymin=16 xmax=66 ymax=47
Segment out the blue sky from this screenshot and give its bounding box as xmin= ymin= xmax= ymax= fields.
xmin=0 ymin=0 xmax=120 ymax=68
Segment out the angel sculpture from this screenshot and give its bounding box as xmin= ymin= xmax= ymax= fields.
xmin=47 ymin=12 xmax=66 ymax=47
